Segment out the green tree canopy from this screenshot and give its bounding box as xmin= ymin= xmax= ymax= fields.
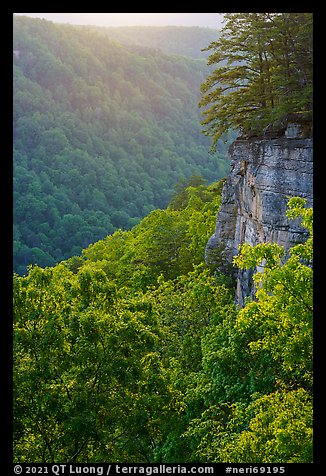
xmin=13 ymin=16 xmax=231 ymax=275
xmin=13 ymin=193 xmax=313 ymax=463
xmin=184 ymin=197 xmax=313 ymax=463
xmin=200 ymin=13 xmax=313 ymax=148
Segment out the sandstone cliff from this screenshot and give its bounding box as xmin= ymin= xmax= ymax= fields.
xmin=206 ymin=121 xmax=313 ymax=306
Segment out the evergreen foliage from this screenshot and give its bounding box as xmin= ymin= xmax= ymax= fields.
xmin=200 ymin=13 xmax=313 ymax=148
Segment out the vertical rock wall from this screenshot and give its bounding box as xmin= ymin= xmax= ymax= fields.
xmin=206 ymin=123 xmax=313 ymax=306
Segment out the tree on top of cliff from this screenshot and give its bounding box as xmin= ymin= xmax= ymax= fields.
xmin=199 ymin=13 xmax=313 ymax=149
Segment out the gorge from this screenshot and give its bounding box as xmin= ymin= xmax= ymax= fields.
xmin=13 ymin=13 xmax=314 ymax=464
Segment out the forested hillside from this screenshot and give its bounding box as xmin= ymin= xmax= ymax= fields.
xmin=13 ymin=13 xmax=313 ymax=465
xmin=83 ymin=25 xmax=220 ymax=58
xmin=13 ymin=16 xmax=230 ymax=275
xmin=14 ymin=182 xmax=313 ymax=463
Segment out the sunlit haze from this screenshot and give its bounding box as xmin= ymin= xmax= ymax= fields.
xmin=13 ymin=13 xmax=223 ymax=28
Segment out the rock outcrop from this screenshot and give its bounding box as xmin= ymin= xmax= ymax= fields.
xmin=206 ymin=121 xmax=313 ymax=306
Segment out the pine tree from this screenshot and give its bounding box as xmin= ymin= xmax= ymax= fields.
xmin=199 ymin=13 xmax=313 ymax=148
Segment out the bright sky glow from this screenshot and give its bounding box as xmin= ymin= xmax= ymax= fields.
xmin=13 ymin=13 xmax=223 ymax=29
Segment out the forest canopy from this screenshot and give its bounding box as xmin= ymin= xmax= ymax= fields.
xmin=13 ymin=186 xmax=313 ymax=463
xmin=13 ymin=16 xmax=231 ymax=275
xmin=13 ymin=12 xmax=313 ymax=464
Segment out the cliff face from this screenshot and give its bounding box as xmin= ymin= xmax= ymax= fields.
xmin=206 ymin=122 xmax=313 ymax=306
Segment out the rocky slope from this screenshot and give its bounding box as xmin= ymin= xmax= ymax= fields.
xmin=206 ymin=120 xmax=313 ymax=306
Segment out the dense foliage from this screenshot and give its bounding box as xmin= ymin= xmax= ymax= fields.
xmin=13 ymin=16 xmax=230 ymax=275
xmin=13 ymin=13 xmax=313 ymax=464
xmin=200 ymin=13 xmax=313 ymax=148
xmin=14 ymin=185 xmax=313 ymax=463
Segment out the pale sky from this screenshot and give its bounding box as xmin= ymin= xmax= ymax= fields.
xmin=13 ymin=13 xmax=224 ymax=29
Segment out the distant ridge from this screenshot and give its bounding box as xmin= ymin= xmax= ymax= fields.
xmin=13 ymin=16 xmax=229 ymax=274
xmin=77 ymin=25 xmax=221 ymax=59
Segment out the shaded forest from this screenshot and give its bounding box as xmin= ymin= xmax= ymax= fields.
xmin=13 ymin=16 xmax=230 ymax=275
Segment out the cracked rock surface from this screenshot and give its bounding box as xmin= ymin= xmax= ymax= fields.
xmin=206 ymin=124 xmax=313 ymax=306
